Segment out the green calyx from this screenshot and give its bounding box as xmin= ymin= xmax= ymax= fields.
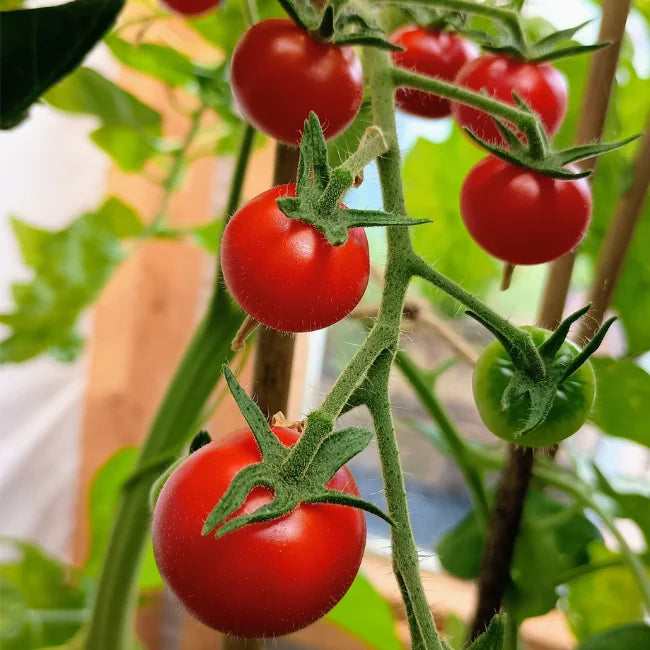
xmin=277 ymin=113 xmax=429 ymax=246
xmin=478 ymin=305 xmax=616 ymax=437
xmin=466 ymin=19 xmax=608 ymax=63
xmin=466 ymin=98 xmax=640 ymax=180
xmin=201 ymin=366 xmax=393 ymax=539
xmin=277 ymin=0 xmax=401 ymax=50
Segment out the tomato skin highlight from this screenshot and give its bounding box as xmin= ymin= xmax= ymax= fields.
xmin=460 ymin=157 xmax=592 ymax=265
xmin=390 ymin=26 xmax=478 ymax=118
xmin=161 ymin=0 xmax=220 ymax=17
xmin=152 ymin=426 xmax=366 ymax=638
xmin=230 ymin=19 xmax=363 ymax=145
xmin=451 ymin=54 xmax=567 ymax=145
xmin=473 ymin=327 xmax=596 ymax=447
xmin=221 ymin=184 xmax=370 ymax=332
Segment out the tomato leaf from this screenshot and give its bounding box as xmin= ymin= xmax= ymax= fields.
xmin=326 ymin=572 xmax=402 ymax=650
xmin=0 ymin=197 xmax=143 ymax=364
xmin=561 ymin=543 xmax=649 ymax=641
xmin=467 ymin=615 xmax=505 ymax=650
xmin=574 ymin=623 xmax=650 ymax=650
xmin=44 ymin=67 xmax=162 ymax=172
xmin=104 ymin=34 xmax=196 ymax=87
xmin=308 ymin=427 xmax=373 ymax=485
xmin=0 ymin=0 xmax=125 ymax=129
xmin=0 ymin=540 xmax=89 ymax=649
xmin=589 ymin=358 xmax=650 ymax=449
xmin=437 ymin=489 xmax=601 ymax=619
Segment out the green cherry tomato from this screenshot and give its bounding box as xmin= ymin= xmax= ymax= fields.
xmin=472 ymin=327 xmax=596 ymax=447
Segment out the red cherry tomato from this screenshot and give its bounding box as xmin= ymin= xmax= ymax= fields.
xmin=162 ymin=0 xmax=220 ymax=17
xmin=221 ymin=184 xmax=370 ymax=332
xmin=152 ymin=426 xmax=366 ymax=638
xmin=451 ymin=54 xmax=567 ymax=145
xmin=460 ymin=157 xmax=592 ymax=265
xmin=230 ymin=19 xmax=363 ymax=145
xmin=390 ymin=26 xmax=477 ymax=118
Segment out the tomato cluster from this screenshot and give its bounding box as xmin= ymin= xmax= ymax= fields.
xmin=390 ymin=25 xmax=589 ymax=265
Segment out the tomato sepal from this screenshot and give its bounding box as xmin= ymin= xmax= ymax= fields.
xmin=201 ymin=366 xmax=393 ymax=539
xmin=464 ymin=114 xmax=640 ymax=180
xmin=473 ymin=307 xmax=615 ymax=441
xmin=277 ymin=113 xmax=427 ymax=245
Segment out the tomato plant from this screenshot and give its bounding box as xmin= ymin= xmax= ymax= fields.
xmin=451 ymin=54 xmax=568 ymax=145
xmin=390 ymin=26 xmax=477 ymax=118
xmin=161 ymin=0 xmax=220 ymax=16
xmin=221 ymin=183 xmax=370 ymax=332
xmin=460 ymin=156 xmax=592 ymax=265
xmin=473 ymin=327 xmax=596 ymax=447
xmin=230 ymin=19 xmax=363 ymax=145
xmin=2 ymin=2 xmax=648 ymax=650
xmin=152 ymin=426 xmax=366 ymax=637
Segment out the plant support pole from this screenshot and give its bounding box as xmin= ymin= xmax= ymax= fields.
xmin=251 ymin=143 xmax=300 ymax=417
xmin=575 ymin=112 xmax=650 ymax=343
xmin=470 ymin=0 xmax=632 ymax=639
xmin=538 ymin=0 xmax=631 ymax=330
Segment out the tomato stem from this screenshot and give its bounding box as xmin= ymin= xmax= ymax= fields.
xmin=83 ymin=122 xmax=256 ymax=650
xmin=391 ymin=67 xmax=546 ymax=159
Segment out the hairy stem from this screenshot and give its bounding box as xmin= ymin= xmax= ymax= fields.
xmin=380 ymin=0 xmax=525 ymax=49
xmin=391 ymin=68 xmax=544 ymax=157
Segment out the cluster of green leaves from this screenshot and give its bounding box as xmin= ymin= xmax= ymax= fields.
xmin=1 ymin=0 xmax=280 ymax=364
xmin=0 ymin=448 xmax=401 ymax=650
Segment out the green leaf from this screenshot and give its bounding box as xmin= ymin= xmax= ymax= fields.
xmin=325 ymin=572 xmax=402 ymax=650
xmin=437 ymin=490 xmax=601 ymax=619
xmin=467 ymin=615 xmax=505 ymax=650
xmin=0 ymin=197 xmax=143 ymax=364
xmin=45 ymin=67 xmax=161 ymax=172
xmin=104 ymin=34 xmax=196 ymax=87
xmin=403 ymin=135 xmax=499 ymax=316
xmin=0 ymin=0 xmax=125 ymax=129
xmin=589 ymin=358 xmax=650 ymax=448
xmin=574 ymin=623 xmax=650 ymax=650
xmin=85 ymin=447 xmax=162 ymax=590
xmin=562 ymin=543 xmax=649 ymax=641
xmin=592 ymin=465 xmax=650 ymax=547
xmin=0 ymin=540 xmax=89 ymax=649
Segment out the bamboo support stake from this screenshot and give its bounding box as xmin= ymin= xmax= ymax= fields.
xmin=538 ymin=0 xmax=632 ymax=330
xmin=575 ymin=114 xmax=650 ymax=343
xmin=470 ymin=0 xmax=633 ymax=639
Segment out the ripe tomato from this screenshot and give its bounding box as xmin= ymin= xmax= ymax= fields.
xmin=152 ymin=426 xmax=366 ymax=638
xmin=162 ymin=0 xmax=220 ymax=16
xmin=451 ymin=54 xmax=567 ymax=145
xmin=473 ymin=327 xmax=596 ymax=447
xmin=460 ymin=157 xmax=592 ymax=265
xmin=221 ymin=184 xmax=370 ymax=332
xmin=390 ymin=26 xmax=477 ymax=118
xmin=230 ymin=19 xmax=363 ymax=145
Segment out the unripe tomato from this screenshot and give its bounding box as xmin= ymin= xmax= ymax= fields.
xmin=460 ymin=157 xmax=592 ymax=265
xmin=162 ymin=0 xmax=220 ymax=17
xmin=473 ymin=327 xmax=596 ymax=447
xmin=230 ymin=19 xmax=363 ymax=145
xmin=221 ymin=184 xmax=370 ymax=332
xmin=152 ymin=426 xmax=366 ymax=637
xmin=390 ymin=26 xmax=478 ymax=118
xmin=451 ymin=54 xmax=568 ymax=145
